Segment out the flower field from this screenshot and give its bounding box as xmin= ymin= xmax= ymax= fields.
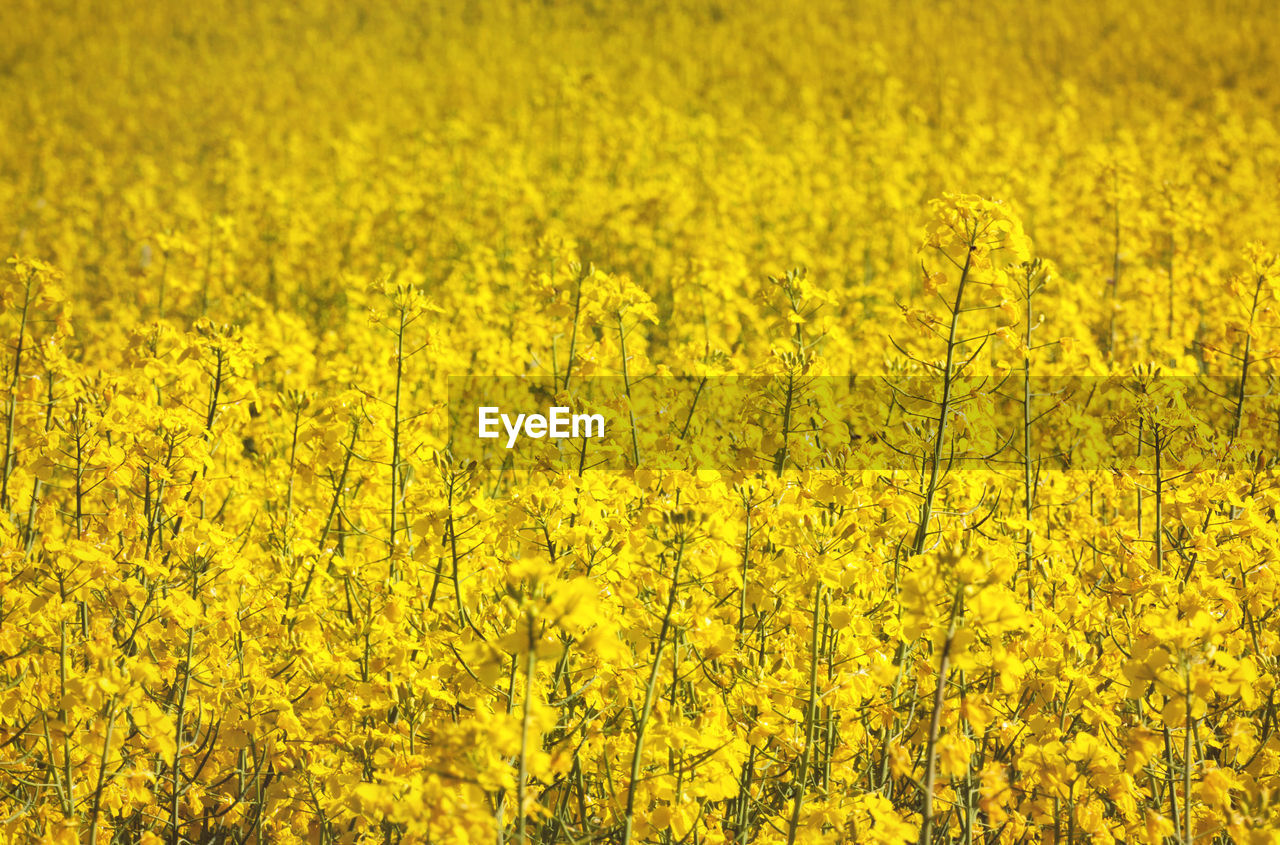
xmin=2 ymin=0 xmax=1280 ymax=842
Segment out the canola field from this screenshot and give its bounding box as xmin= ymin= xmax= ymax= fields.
xmin=2 ymin=1 xmax=1280 ymax=843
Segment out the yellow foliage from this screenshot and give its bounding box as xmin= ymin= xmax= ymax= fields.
xmin=2 ymin=0 xmax=1280 ymax=842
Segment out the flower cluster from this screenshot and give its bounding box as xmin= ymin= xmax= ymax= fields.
xmin=2 ymin=1 xmax=1280 ymax=844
